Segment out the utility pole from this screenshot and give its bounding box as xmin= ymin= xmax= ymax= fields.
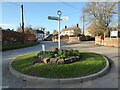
xmin=20 ymin=4 xmax=24 ymax=43
xmin=82 ymin=12 xmax=85 ymax=36
xmin=21 ymin=4 xmax=24 ymax=33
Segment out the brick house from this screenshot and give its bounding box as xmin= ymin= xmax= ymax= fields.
xmin=85 ymin=24 xmax=94 ymax=37
xmin=52 ymin=24 xmax=82 ymax=42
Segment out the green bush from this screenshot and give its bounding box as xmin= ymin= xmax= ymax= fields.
xmin=38 ymin=50 xmax=55 ymax=58
xmin=37 ymin=49 xmax=80 ymax=60
xmin=2 ymin=41 xmax=40 ymax=51
xmin=43 ymin=54 xmax=53 ymax=58
xmin=59 ymin=54 xmax=66 ymax=59
xmin=58 ymin=49 xmax=63 ymax=55
xmin=38 ymin=51 xmax=45 ymax=55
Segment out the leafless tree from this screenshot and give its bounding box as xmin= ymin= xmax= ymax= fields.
xmin=17 ymin=25 xmax=35 ymax=34
xmin=82 ymin=2 xmax=118 ymax=36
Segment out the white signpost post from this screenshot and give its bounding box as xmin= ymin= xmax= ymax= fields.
xmin=42 ymin=44 xmax=45 ymax=51
xmin=48 ymin=10 xmax=68 ymax=49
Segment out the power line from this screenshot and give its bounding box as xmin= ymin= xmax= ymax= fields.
xmin=7 ymin=2 xmax=20 ymax=6
xmin=60 ymin=1 xmax=80 ymax=11
xmin=59 ymin=1 xmax=82 ymax=17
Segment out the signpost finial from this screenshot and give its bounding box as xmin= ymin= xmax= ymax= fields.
xmin=57 ymin=10 xmax=62 ymax=16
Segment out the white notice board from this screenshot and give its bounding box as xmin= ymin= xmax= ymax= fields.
xmin=110 ymin=31 xmax=118 ymax=37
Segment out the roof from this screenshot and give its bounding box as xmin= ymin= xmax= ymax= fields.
xmin=62 ymin=26 xmax=81 ymax=31
xmin=35 ymin=30 xmax=44 ymax=34
xmin=47 ymin=34 xmax=54 ymax=38
xmin=86 ymin=24 xmax=94 ymax=32
xmin=45 ymin=34 xmax=54 ymax=40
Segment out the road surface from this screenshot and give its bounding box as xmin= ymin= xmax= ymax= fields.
xmin=2 ymin=41 xmax=118 ymax=88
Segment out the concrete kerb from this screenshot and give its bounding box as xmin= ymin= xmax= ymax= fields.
xmin=9 ymin=54 xmax=110 ymax=84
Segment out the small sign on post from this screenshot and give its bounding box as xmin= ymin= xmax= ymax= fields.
xmin=42 ymin=44 xmax=45 ymax=51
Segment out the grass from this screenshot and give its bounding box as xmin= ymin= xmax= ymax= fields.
xmin=2 ymin=41 xmax=40 ymax=51
xmin=11 ymin=51 xmax=106 ymax=78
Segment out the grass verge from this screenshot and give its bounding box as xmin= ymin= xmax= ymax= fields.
xmin=11 ymin=51 xmax=106 ymax=78
xmin=2 ymin=41 xmax=40 ymax=51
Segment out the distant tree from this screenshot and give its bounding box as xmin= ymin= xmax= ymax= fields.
xmin=0 ymin=26 xmax=2 ymax=29
xmin=16 ymin=27 xmax=21 ymax=32
xmin=46 ymin=31 xmax=50 ymax=36
xmin=41 ymin=27 xmax=45 ymax=31
xmin=88 ymin=24 xmax=104 ymax=36
xmin=53 ymin=30 xmax=58 ymax=35
xmin=17 ymin=25 xmax=35 ymax=34
xmin=12 ymin=29 xmax=14 ymax=31
xmin=25 ymin=25 xmax=35 ymax=34
xmin=35 ymin=26 xmax=45 ymax=31
xmin=82 ymin=2 xmax=117 ymax=36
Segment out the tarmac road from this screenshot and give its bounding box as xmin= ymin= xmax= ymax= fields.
xmin=2 ymin=41 xmax=119 ymax=88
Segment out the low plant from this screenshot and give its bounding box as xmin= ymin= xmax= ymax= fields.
xmin=2 ymin=41 xmax=40 ymax=51
xmin=12 ymin=51 xmax=106 ymax=78
xmin=37 ymin=49 xmax=80 ymax=59
xmin=37 ymin=49 xmax=81 ymax=64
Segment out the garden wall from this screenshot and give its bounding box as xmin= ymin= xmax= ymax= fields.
xmin=95 ymin=36 xmax=120 ymax=47
xmin=52 ymin=35 xmax=93 ymax=43
xmin=69 ymin=36 xmax=80 ymax=43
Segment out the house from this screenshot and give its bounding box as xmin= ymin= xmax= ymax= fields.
xmin=52 ymin=24 xmax=82 ymax=42
xmin=85 ymin=24 xmax=94 ymax=37
xmin=34 ymin=30 xmax=44 ymax=41
xmin=45 ymin=34 xmax=54 ymax=41
xmin=61 ymin=24 xmax=81 ymax=36
xmin=52 ymin=34 xmax=58 ymax=42
xmin=52 ymin=34 xmax=69 ymax=42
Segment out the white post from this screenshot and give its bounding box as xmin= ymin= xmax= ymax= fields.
xmin=58 ymin=15 xmax=60 ymax=49
xmin=42 ymin=44 xmax=45 ymax=51
xmin=57 ymin=10 xmax=62 ymax=50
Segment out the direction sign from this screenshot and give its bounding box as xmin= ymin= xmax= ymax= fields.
xmin=60 ymin=17 xmax=68 ymax=20
xmin=48 ymin=16 xmax=68 ymax=21
xmin=48 ymin=16 xmax=61 ymax=20
xmin=48 ymin=10 xmax=68 ymax=49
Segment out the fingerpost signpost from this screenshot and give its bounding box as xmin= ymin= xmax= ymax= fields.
xmin=48 ymin=10 xmax=68 ymax=49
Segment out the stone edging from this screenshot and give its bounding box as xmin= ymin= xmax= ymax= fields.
xmin=9 ymin=55 xmax=110 ymax=84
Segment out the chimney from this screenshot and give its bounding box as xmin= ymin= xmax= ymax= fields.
xmin=65 ymin=26 xmax=67 ymax=29
xmin=76 ymin=23 xmax=79 ymax=28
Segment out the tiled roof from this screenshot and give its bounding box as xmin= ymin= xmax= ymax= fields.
xmin=62 ymin=26 xmax=81 ymax=31
xmin=86 ymin=24 xmax=94 ymax=32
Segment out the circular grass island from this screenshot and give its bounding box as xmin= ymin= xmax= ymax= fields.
xmin=11 ymin=49 xmax=108 ymax=79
